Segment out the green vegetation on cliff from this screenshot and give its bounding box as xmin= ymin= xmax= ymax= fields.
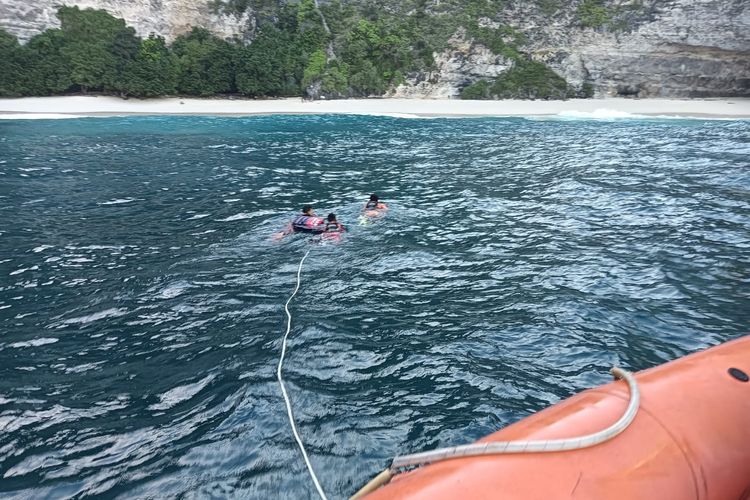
xmin=461 ymin=59 xmax=575 ymax=100
xmin=0 ymin=2 xmax=595 ymax=100
xmin=577 ymin=0 xmax=612 ymax=28
xmin=576 ymin=0 xmax=651 ymax=31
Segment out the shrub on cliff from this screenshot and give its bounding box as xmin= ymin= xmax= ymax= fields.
xmin=460 ymin=80 xmax=491 ymax=100
xmin=466 ymin=23 xmax=524 ymax=60
xmin=491 ymin=59 xmax=570 ymax=99
xmin=577 ymin=0 xmax=612 ymax=29
xmin=302 ymin=49 xmax=327 ymax=89
xmin=322 ymin=61 xmax=350 ymax=95
xmin=339 ymin=19 xmax=413 ymax=96
xmin=460 ymin=60 xmax=572 ymax=100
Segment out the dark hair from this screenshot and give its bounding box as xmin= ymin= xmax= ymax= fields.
xmin=327 ymin=213 xmax=336 ymax=222
xmin=369 ymin=194 xmax=379 ymax=202
xmin=302 ymin=205 xmax=312 ymax=214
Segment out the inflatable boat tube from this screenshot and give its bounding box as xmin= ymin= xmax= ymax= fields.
xmin=358 ymin=336 xmax=750 ymax=500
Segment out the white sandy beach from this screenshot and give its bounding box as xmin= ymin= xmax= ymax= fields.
xmin=0 ymin=96 xmax=749 ymax=119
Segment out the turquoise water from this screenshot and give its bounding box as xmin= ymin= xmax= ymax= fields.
xmin=1 ymin=115 xmax=749 ymax=498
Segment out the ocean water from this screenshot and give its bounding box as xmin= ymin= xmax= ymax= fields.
xmin=1 ymin=114 xmax=749 ymax=499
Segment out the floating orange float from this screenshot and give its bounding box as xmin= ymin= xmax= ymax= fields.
xmin=358 ymin=336 xmax=750 ymax=499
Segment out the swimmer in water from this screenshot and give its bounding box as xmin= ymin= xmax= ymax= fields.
xmin=318 ymin=213 xmax=346 ymax=242
xmin=324 ymin=213 xmax=345 ymax=233
xmin=363 ymin=193 xmax=388 ymax=217
xmin=291 ymin=205 xmax=326 ymax=233
xmin=273 ymin=205 xmax=326 ymax=240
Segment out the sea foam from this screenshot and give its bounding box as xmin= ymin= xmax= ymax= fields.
xmin=557 ymin=108 xmax=645 ymax=120
xmin=0 ymin=113 xmax=83 ymax=120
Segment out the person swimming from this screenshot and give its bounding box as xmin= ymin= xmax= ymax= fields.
xmin=318 ymin=213 xmax=346 ymax=242
xmin=364 ymin=194 xmax=387 ymax=211
xmin=274 ymin=206 xmax=326 ymax=240
xmin=291 ymin=205 xmax=326 ymax=233
xmin=363 ymin=193 xmax=388 ymax=218
xmin=324 ymin=213 xmax=345 ymax=233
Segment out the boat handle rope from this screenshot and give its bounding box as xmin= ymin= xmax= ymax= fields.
xmin=351 ymin=367 xmax=640 ymax=499
xmin=277 ymin=249 xmax=328 ymax=500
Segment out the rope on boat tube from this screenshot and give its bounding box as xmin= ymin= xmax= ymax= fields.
xmin=277 ymin=249 xmax=328 ymax=500
xmin=350 ymin=367 xmax=640 ymax=499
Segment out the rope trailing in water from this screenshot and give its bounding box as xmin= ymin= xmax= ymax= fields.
xmin=277 ymin=249 xmax=328 ymax=500
xmin=351 ymin=367 xmax=639 ymax=499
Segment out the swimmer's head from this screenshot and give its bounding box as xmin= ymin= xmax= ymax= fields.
xmin=327 ymin=213 xmax=337 ymax=222
xmin=302 ymin=205 xmax=313 ymax=215
xmin=369 ymin=194 xmax=379 ymax=202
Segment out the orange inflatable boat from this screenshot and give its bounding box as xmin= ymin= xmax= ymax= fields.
xmin=356 ymin=336 xmax=750 ymax=499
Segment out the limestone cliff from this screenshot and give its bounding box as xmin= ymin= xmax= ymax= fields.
xmin=1 ymin=0 xmax=747 ymax=98
xmin=515 ymin=0 xmax=750 ymax=98
xmin=392 ymin=29 xmax=513 ymax=99
xmin=391 ymin=0 xmax=749 ymax=98
xmin=0 ymin=0 xmax=252 ymax=44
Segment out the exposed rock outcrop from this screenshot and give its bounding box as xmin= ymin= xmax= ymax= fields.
xmin=501 ymin=0 xmax=750 ymax=97
xmin=392 ymin=29 xmax=513 ymax=98
xmin=0 ymin=0 xmax=252 ymax=43
xmin=395 ymin=0 xmax=749 ymax=98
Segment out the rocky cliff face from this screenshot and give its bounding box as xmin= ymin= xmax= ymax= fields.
xmin=524 ymin=0 xmax=750 ymax=98
xmin=392 ymin=0 xmax=749 ymax=98
xmin=0 ymin=0 xmax=252 ymax=44
xmin=392 ymin=29 xmax=513 ymax=99
xmin=1 ymin=0 xmax=747 ymax=98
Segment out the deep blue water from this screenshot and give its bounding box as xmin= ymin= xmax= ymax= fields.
xmin=0 ymin=114 xmax=749 ymax=499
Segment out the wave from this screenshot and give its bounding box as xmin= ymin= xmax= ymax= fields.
xmin=348 ymin=112 xmax=428 ymax=119
xmin=61 ymin=308 xmax=128 ymax=326
xmin=218 ymin=212 xmax=254 ymax=221
xmin=148 ymin=374 xmax=216 ymax=411
xmin=334 ymin=110 xmax=428 ymax=120
xmin=540 ymin=108 xmax=747 ymax=121
xmin=557 ymin=108 xmax=645 ymax=119
xmin=9 ymin=337 xmax=59 ymax=348
xmin=2 ymin=109 xmax=744 ymax=121
xmin=0 ymin=113 xmax=84 ymax=120
xmin=98 ymin=198 xmax=136 ymax=205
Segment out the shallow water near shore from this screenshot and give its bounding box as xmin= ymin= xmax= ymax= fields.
xmin=1 ymin=115 xmax=749 ymax=498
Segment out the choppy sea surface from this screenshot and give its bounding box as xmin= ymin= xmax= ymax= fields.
xmin=1 ymin=114 xmax=749 ymax=499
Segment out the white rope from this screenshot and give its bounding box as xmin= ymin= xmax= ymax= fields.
xmin=277 ymin=249 xmax=328 ymax=500
xmin=351 ymin=368 xmax=640 ymax=498
xmin=389 ymin=367 xmax=639 ymax=471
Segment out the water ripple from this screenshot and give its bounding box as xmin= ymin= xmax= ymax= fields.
xmin=0 ymin=115 xmax=748 ymax=498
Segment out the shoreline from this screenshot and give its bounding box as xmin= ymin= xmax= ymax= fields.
xmin=1 ymin=96 xmax=749 ymax=119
